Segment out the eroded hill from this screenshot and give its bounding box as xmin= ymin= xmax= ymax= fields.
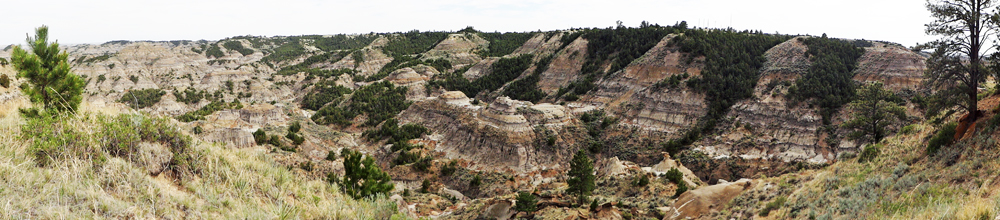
xmin=3 ymin=24 xmax=987 ymax=219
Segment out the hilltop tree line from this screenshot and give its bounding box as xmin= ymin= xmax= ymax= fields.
xmin=787 ymin=36 xmax=867 ymax=124
xmin=470 ymin=27 xmax=537 ymax=57
xmin=560 ymin=21 xmax=678 ymax=98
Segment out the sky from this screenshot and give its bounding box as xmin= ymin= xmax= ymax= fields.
xmin=1 ymin=0 xmax=936 ymax=47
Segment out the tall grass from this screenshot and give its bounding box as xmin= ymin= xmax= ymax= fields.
xmin=0 ymin=94 xmax=400 ymax=218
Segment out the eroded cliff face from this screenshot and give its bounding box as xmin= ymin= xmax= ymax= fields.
xmin=386 ymin=64 xmax=439 ymax=100
xmin=853 ymin=42 xmax=927 ymax=91
xmin=510 ymin=33 xmax=565 ymax=59
xmin=324 ymin=36 xmax=394 ymax=77
xmin=396 ymin=92 xmax=587 ymax=172
xmin=423 ymin=33 xmax=489 ymax=70
xmin=68 ymin=41 xmax=287 ymax=112
xmin=699 ymin=37 xmax=927 ymax=163
xmin=586 ymin=35 xmax=706 ymax=140
xmin=198 ymin=103 xmax=289 ymax=148
xmin=536 ymin=36 xmax=588 ymax=95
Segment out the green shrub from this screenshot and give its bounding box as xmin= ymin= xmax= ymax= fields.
xmin=364 ymin=119 xmax=428 ymax=145
xmin=587 ymin=140 xmax=603 ymax=153
xmin=899 ymin=124 xmax=918 ymax=134
xmin=441 ymin=160 xmax=458 ymax=176
xmin=758 ymin=196 xmax=787 ymax=217
xmin=926 ymin=122 xmax=958 ymax=155
xmin=193 ymin=126 xmax=203 ymax=134
xmin=299 ymin=161 xmax=314 ymax=172
xmin=286 ymin=132 xmax=305 ymax=145
xmin=337 ymin=149 xmax=394 ymax=199
xmin=222 ymin=41 xmax=254 ymax=56
xmin=289 ymin=121 xmax=302 ymax=133
xmin=326 ymin=150 xmax=338 ymax=161
xmin=857 ymin=144 xmax=881 ymax=163
xmin=11 ymin=26 xmax=86 ymax=114
xmin=23 ymin=114 xmax=198 ymax=176
xmin=420 ymin=179 xmax=431 ymax=193
xmin=674 ymin=181 xmax=688 ymax=198
xmin=515 ymin=191 xmax=538 ymax=212
xmin=253 ymin=129 xmax=267 ymax=145
xmin=205 ymin=44 xmax=224 ymax=58
xmin=173 ymin=87 xmax=206 ymax=104
xmin=470 ymin=174 xmax=482 ymax=189
xmin=0 ymin=74 xmax=9 ymax=88
xmin=663 ymin=167 xmax=687 ymax=197
xmin=985 ymin=114 xmax=1000 ymax=131
xmin=413 ymin=155 xmax=433 ymax=172
xmin=176 ymin=100 xmax=243 ymax=122
xmin=393 ymin=150 xmax=421 ymax=165
xmin=119 ymin=88 xmax=166 ymax=109
xmin=664 ymin=168 xmax=684 ymax=184
xmin=632 ymin=174 xmax=649 ymax=187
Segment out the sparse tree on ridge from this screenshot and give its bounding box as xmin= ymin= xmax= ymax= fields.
xmin=842 ymin=82 xmax=907 ymax=145
xmin=922 ymin=0 xmax=998 ymax=122
xmin=10 ymin=26 xmax=85 ymax=115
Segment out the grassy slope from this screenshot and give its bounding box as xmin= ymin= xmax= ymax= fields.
xmin=714 ymin=99 xmax=1000 ymax=219
xmin=0 ymin=94 xmax=399 ymax=218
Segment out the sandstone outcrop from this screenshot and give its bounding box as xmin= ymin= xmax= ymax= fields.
xmin=667 ymin=179 xmax=754 ymax=220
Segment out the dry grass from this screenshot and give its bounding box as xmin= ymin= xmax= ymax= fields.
xmin=0 ymin=94 xmax=402 ymax=219
xmin=765 ymin=114 xmax=1000 ymax=220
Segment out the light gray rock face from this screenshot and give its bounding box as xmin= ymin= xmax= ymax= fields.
xmin=396 ymin=93 xmax=589 ymax=172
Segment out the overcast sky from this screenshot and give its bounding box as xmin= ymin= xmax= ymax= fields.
xmin=1 ymin=0 xmax=936 ymax=47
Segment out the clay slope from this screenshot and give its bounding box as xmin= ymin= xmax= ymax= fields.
xmin=587 ymin=35 xmax=707 ymax=140
xmin=700 ymin=37 xmax=927 ymax=163
xmin=423 ymin=33 xmax=489 ymax=70
xmin=395 ymin=92 xmax=588 ymax=172
xmin=324 ymin=36 xmax=394 ymax=77
xmin=536 ymin=35 xmax=588 ymax=95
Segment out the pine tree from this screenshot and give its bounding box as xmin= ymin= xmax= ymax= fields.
xmin=923 ymin=0 xmax=998 ymax=122
xmin=10 ymin=26 xmax=85 ymax=114
xmin=566 ymin=150 xmax=595 ymax=205
xmin=515 ymin=191 xmax=538 ymax=212
xmin=841 ymin=82 xmax=907 ymax=145
xmin=339 ymin=149 xmax=394 ymax=199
